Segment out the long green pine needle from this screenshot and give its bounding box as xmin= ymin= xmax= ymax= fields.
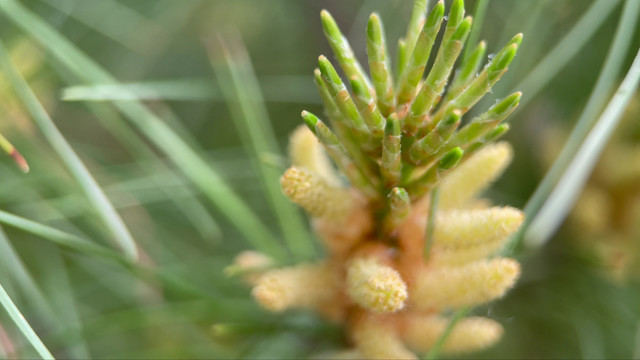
xmin=0 ymin=39 xmax=139 ymax=260
xmin=0 ymin=283 xmax=54 ymax=359
xmin=210 ymin=37 xmax=315 ymax=260
xmin=518 ymin=0 xmax=640 ymax=250
xmin=526 ymin=47 xmax=640 ymax=247
xmin=515 ymin=0 xmax=622 ymax=108
xmin=0 ymin=0 xmax=286 ymax=261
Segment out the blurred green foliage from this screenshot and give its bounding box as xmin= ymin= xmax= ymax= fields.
xmin=0 ymin=0 xmax=638 ymax=358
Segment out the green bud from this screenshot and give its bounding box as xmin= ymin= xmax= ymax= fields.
xmin=438 ymin=147 xmax=464 ymax=170
xmin=396 ymin=1 xmax=444 ymax=104
xmin=451 ymin=16 xmax=472 ymax=42
xmin=318 ymin=55 xmax=342 ymax=86
xmin=506 ymin=33 xmax=524 ymax=48
xmin=313 ymin=68 xmax=342 ymax=124
xmin=321 ymin=10 xmax=373 ymax=95
xmin=367 ymin=13 xmax=395 ymax=117
xmin=426 ymin=0 xmax=446 ymax=30
xmin=320 ymin=10 xmax=341 ymax=40
xmin=301 ymin=110 xmax=318 ymax=134
xmin=447 ymin=0 xmax=465 ymax=29
xmin=488 ymin=92 xmax=522 ymax=118
xmin=442 ymin=109 xmax=462 ymax=125
xmin=485 ymin=123 xmax=510 ymax=141
xmin=488 ymin=44 xmax=517 ymax=81
xmin=487 ymin=36 xmax=521 ymax=82
xmin=367 ymin=13 xmax=382 ymax=44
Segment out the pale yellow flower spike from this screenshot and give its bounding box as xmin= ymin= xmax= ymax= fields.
xmin=401 ymin=314 xmax=503 ymax=355
xmin=289 ymin=125 xmax=340 ymax=185
xmin=352 ymin=314 xmax=417 ymax=359
xmin=225 ymin=250 xmax=274 ymax=284
xmin=434 ymin=207 xmax=524 ymax=248
xmin=281 ymin=166 xmax=353 ymax=221
xmin=346 ymin=258 xmax=408 ymax=313
xmin=252 ymin=262 xmax=338 ymax=312
xmin=429 ymin=241 xmax=508 ymax=267
xmin=411 ymin=258 xmax=520 ymax=311
xmin=439 ymin=142 xmax=513 ymax=209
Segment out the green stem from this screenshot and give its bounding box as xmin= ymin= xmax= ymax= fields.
xmin=423 ymin=186 xmax=439 ymax=260
xmin=424 ymin=307 xmax=471 ymax=359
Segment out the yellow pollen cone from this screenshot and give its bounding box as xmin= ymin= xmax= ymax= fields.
xmin=346 ymin=258 xmax=408 ymax=313
xmin=401 ymin=314 xmax=503 ymax=354
xmin=439 ymin=142 xmax=513 ymax=209
xmin=289 ymin=124 xmax=339 ymax=185
xmin=252 ymin=262 xmax=338 ymax=312
xmin=352 ymin=314 xmax=417 ymax=359
xmin=411 ymin=258 xmax=520 ymax=310
xmin=434 ymin=207 xmax=524 ymax=248
xmin=281 ymin=166 xmax=353 ymax=221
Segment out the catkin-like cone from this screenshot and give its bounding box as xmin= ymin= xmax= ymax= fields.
xmin=396 ymin=206 xmax=523 ymax=268
xmin=410 ymin=258 xmax=520 ymax=311
xmin=226 ymin=250 xmax=273 ymax=284
xmin=351 ymin=313 xmax=417 ymax=359
xmin=252 ymin=262 xmax=338 ymax=312
xmin=289 ymin=125 xmax=340 ymax=185
xmin=439 ymin=142 xmax=513 ymax=209
xmin=434 ymin=207 xmax=524 ymax=248
xmin=346 ymin=257 xmax=408 ymax=313
xmin=400 ymin=314 xmax=503 ymax=354
xmin=281 ymin=166 xmax=353 ymax=221
xmin=429 ymin=241 xmax=509 ymax=267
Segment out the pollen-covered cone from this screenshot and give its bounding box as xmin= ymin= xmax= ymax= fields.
xmin=350 ymin=313 xmax=416 ymax=360
xmin=252 ymin=262 xmax=339 ymax=313
xmin=438 ymin=141 xmax=513 ymax=210
xmin=280 ymin=166 xmax=353 ymax=222
xmin=289 ymin=124 xmax=340 ymax=185
xmin=410 ymin=258 xmax=521 ymax=311
xmin=400 ymin=314 xmax=503 ymax=354
xmin=346 ymin=257 xmax=407 ymax=313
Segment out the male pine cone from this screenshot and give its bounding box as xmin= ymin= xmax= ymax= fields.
xmin=232 ymin=0 xmax=525 ymax=358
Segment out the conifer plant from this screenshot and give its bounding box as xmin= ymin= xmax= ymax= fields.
xmin=232 ymin=0 xmax=525 ymax=357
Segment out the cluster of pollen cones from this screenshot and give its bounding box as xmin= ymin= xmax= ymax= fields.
xmin=229 ymin=0 xmax=526 ymax=358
